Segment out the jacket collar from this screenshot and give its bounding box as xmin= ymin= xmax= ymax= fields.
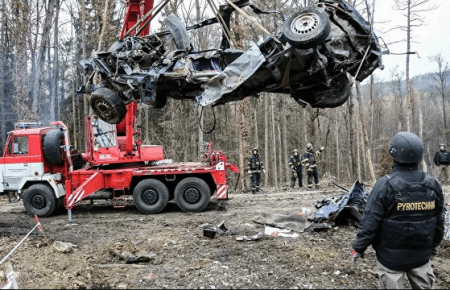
xmin=392 ymin=162 xmax=419 ymax=171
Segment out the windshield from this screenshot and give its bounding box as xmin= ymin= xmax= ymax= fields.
xmin=92 ymin=118 xmax=117 ymax=148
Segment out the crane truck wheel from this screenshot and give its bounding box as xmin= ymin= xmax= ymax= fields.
xmin=23 ymin=184 xmax=57 ymax=217
xmin=133 ymin=179 xmax=169 ymax=214
xmin=174 ymin=177 xmax=211 ymax=213
xmin=90 ymin=88 xmax=127 ymax=124
xmin=43 ymin=129 xmax=65 ymax=166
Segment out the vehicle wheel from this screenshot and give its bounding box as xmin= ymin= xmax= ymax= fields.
xmin=43 ymin=129 xmax=65 ymax=166
xmin=23 ymin=184 xmax=57 ymax=217
xmin=174 ymin=177 xmax=211 ymax=213
xmin=310 ymin=74 xmax=351 ymax=108
xmin=90 ymin=88 xmax=127 ymax=124
xmin=282 ymin=7 xmax=331 ymax=49
xmin=133 ymin=179 xmax=169 ymax=214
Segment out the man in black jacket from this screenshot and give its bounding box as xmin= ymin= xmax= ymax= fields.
xmin=302 ymin=143 xmax=324 ymax=190
xmin=352 ymin=132 xmax=445 ymax=289
xmin=434 ymin=143 xmax=450 ymax=184
xmin=247 ymin=148 xmax=266 ymax=194
xmin=289 ymin=149 xmax=303 ymax=188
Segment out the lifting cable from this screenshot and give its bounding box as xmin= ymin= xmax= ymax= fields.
xmin=199 ymin=106 xmax=217 ymax=134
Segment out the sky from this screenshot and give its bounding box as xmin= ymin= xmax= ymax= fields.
xmin=147 ymin=0 xmax=450 ymax=81
xmin=370 ymin=0 xmax=450 ymax=81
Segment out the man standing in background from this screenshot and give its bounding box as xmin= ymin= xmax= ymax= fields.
xmin=289 ymin=149 xmax=303 ymax=189
xmin=247 ymin=148 xmax=266 ymax=194
xmin=302 ymin=143 xmax=325 ymax=191
xmin=434 ymin=143 xmax=450 ymax=184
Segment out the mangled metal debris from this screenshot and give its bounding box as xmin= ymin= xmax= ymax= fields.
xmin=252 ymin=212 xmax=307 ymax=233
xmin=236 ymin=231 xmax=264 ymax=241
xmin=264 ymin=227 xmax=299 ymax=238
xmin=1 ymin=264 xmax=18 ymax=290
xmin=200 ymin=220 xmax=229 ymax=239
xmin=79 ymin=0 xmax=384 ymax=124
xmin=309 ymin=180 xmax=367 ymax=227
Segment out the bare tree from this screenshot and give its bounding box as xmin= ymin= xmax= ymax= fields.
xmin=429 ymin=53 xmax=450 ymax=143
xmin=356 ymin=82 xmax=376 ymax=184
xmin=393 ymin=0 xmax=437 ymax=132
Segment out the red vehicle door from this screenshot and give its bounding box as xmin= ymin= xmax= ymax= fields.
xmin=2 ymin=135 xmax=33 ymax=190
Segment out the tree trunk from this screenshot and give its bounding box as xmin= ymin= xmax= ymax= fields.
xmin=81 ymin=0 xmax=89 ymax=117
xmin=271 ymin=96 xmax=278 ymax=188
xmin=0 ymin=0 xmax=6 ymax=148
xmin=196 ymin=0 xmax=204 ymax=154
xmin=32 ymin=0 xmax=57 ymax=113
xmin=348 ymin=88 xmax=357 ymax=181
xmin=264 ymin=94 xmax=269 ymax=187
xmin=281 ymin=96 xmax=288 ymax=183
xmin=336 ymin=110 xmax=340 ymax=183
xmin=405 ymin=0 xmax=412 ymax=132
xmin=356 ymin=117 xmax=361 ymax=181
xmin=356 ymin=82 xmax=376 ymax=184
xmin=254 ymin=107 xmax=259 ymax=149
xmin=145 ymin=107 xmax=150 ymax=143
xmin=50 ymin=0 xmax=61 ymax=122
xmin=418 ymin=91 xmax=427 ymax=172
xmin=277 ymin=122 xmax=283 ymax=186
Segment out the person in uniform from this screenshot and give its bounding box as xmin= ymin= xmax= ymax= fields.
xmin=289 ymin=149 xmax=303 ymax=188
xmin=302 ymin=143 xmax=324 ymax=190
xmin=352 ymin=132 xmax=445 ymax=289
xmin=433 ymin=143 xmax=450 ymax=184
xmin=247 ymin=147 xmax=265 ymax=194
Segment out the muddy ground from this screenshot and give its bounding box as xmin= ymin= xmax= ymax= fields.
xmin=1 ymin=185 xmax=450 ymax=289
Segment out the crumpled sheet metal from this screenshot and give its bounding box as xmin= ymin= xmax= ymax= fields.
xmin=252 ymin=212 xmax=307 ymax=233
xmin=309 ymin=180 xmax=367 ymax=225
xmin=236 ymin=231 xmax=264 ymax=241
xmin=163 ymin=14 xmax=191 ymax=50
xmin=264 ymin=226 xmax=299 ymax=238
xmin=197 ymin=44 xmax=266 ymax=107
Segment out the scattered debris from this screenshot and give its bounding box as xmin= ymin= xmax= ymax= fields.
xmin=309 ymin=181 xmax=367 ymax=227
xmin=120 ymin=251 xmax=155 ymax=264
xmin=200 ymin=220 xmax=229 ymax=239
xmin=236 ymin=231 xmax=264 ymax=242
xmin=252 ymin=212 xmax=307 ymax=232
xmin=1 ymin=264 xmax=17 ymax=290
xmin=264 ymin=227 xmax=299 ymax=238
xmin=52 ymin=241 xmax=77 ymax=254
xmin=308 ymin=223 xmax=333 ymax=232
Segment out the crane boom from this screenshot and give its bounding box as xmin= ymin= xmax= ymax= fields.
xmin=120 ymin=0 xmax=155 ymax=39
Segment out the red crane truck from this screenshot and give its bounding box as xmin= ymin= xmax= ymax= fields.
xmin=0 ymin=103 xmax=239 ymax=222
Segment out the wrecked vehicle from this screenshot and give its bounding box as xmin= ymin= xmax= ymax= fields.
xmin=309 ymin=181 xmax=367 ymax=227
xmin=80 ymin=0 xmax=384 ymax=124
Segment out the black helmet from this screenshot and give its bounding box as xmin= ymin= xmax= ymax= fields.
xmin=388 ymin=132 xmax=423 ymax=164
xmin=252 ymin=147 xmax=258 ymax=154
xmin=440 ymin=143 xmax=446 ymax=148
xmin=293 ymin=149 xmax=299 ymax=154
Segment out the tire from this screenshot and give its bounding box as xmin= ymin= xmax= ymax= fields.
xmin=23 ymin=184 xmax=57 ymax=217
xmin=90 ymin=88 xmax=127 ymax=124
xmin=310 ymin=74 xmax=351 ymax=108
xmin=174 ymin=177 xmax=211 ymax=213
xmin=283 ymin=7 xmax=331 ymax=49
xmin=43 ymin=129 xmax=65 ymax=165
xmin=133 ymin=179 xmax=169 ymax=214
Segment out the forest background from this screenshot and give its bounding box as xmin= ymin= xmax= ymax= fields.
xmin=0 ymin=0 xmax=449 ymax=190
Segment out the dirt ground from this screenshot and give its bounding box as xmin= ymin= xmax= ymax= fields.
xmin=1 ymin=184 xmax=450 ymax=289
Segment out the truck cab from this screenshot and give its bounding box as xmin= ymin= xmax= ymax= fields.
xmin=0 ymin=125 xmax=68 ymax=216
